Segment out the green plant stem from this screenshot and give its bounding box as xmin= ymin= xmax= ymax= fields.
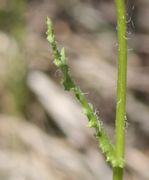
xmin=113 ymin=0 xmax=127 ymax=179
xmin=46 ymin=17 xmax=116 ymax=166
xmin=113 ymin=167 xmax=123 ymax=180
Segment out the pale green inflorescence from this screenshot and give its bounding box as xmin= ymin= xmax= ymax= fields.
xmin=46 ymin=17 xmax=124 ymax=168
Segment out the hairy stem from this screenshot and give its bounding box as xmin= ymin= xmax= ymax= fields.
xmin=113 ymin=0 xmax=127 ymax=179
xmin=46 ymin=17 xmax=116 ymax=167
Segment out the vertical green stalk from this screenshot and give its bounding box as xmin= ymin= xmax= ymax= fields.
xmin=113 ymin=0 xmax=127 ymax=180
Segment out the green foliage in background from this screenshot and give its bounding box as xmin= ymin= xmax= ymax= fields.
xmin=6 ymin=56 xmax=28 ymax=115
xmin=0 ymin=0 xmax=28 ymax=115
xmin=0 ymin=0 xmax=26 ymax=41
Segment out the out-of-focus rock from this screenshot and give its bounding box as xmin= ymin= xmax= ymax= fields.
xmin=27 ymin=70 xmax=94 ymax=149
xmin=127 ymin=94 xmax=149 ymax=135
xmin=137 ymin=1 xmax=149 ymax=33
xmin=55 ymin=0 xmax=108 ymax=31
xmin=133 ymin=34 xmax=149 ymax=54
xmin=0 ymin=115 xmax=111 ymax=180
xmin=126 ymin=147 xmax=149 ymax=180
xmin=72 ymin=3 xmax=107 ymax=31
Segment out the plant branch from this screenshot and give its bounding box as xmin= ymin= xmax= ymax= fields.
xmin=46 ymin=17 xmax=116 ymax=166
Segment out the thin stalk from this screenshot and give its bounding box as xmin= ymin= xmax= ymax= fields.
xmin=113 ymin=0 xmax=127 ymax=180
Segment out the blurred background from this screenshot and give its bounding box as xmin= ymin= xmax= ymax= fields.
xmin=0 ymin=0 xmax=149 ymax=179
